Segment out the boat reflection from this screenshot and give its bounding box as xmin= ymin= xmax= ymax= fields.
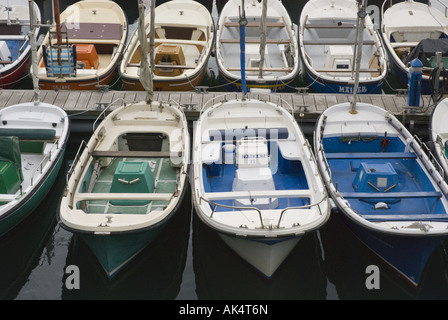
xmin=61 ymin=188 xmax=192 ymax=300
xmin=319 ymin=211 xmax=448 ymax=299
xmin=193 ymin=213 xmax=327 ymax=300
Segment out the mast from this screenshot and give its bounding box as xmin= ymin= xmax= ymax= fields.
xmin=138 ymin=0 xmax=154 ymax=104
xmin=28 ymin=0 xmax=39 ymax=104
xmin=239 ymin=0 xmax=248 ymax=98
xmin=350 ymin=0 xmax=367 ymax=114
xmin=54 ymin=0 xmax=62 ymax=46
xmin=258 ymin=0 xmax=267 ymax=79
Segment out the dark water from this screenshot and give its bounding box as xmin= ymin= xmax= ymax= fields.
xmin=2 ymin=0 xmax=448 ymax=301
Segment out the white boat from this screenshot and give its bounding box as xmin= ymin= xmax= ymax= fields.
xmin=215 ymin=0 xmax=300 ymax=92
xmin=381 ymin=0 xmax=448 ymax=95
xmin=58 ymin=0 xmax=190 ymax=278
xmin=299 ymin=0 xmax=387 ymax=94
xmin=191 ymin=94 xmax=330 ymax=277
xmin=314 ymin=0 xmax=448 ymax=287
xmin=120 ymin=0 xmax=215 ymax=91
xmin=0 ymin=0 xmax=40 ymax=88
xmin=430 ymin=97 xmax=448 ymax=180
xmin=32 ymin=0 xmax=128 ymax=91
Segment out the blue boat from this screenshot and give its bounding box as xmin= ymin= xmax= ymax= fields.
xmin=314 ymin=101 xmax=448 ymax=286
xmin=298 ymin=0 xmax=387 ymax=94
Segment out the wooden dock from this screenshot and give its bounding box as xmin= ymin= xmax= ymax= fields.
xmin=0 ymin=89 xmax=437 ymax=124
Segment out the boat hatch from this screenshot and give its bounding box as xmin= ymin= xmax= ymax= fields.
xmin=325 ymin=45 xmax=353 ymax=74
xmin=232 ymin=137 xmax=278 ymax=209
xmin=353 ymin=162 xmax=398 ymax=192
xmin=110 ymin=161 xmax=155 ymax=206
xmin=154 ymin=44 xmax=185 ymax=76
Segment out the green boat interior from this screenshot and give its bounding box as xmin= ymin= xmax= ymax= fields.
xmin=0 ymin=128 xmax=57 ymax=204
xmin=77 ymin=132 xmax=179 ymax=214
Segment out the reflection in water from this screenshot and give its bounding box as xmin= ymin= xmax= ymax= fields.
xmin=61 ymin=188 xmax=192 ymax=300
xmin=193 ymin=214 xmax=327 ymax=300
xmin=320 ymin=211 xmax=448 ymax=299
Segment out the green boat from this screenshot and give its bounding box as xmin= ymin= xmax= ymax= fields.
xmin=0 ymin=102 xmax=69 ymax=237
xmin=58 ymin=100 xmax=190 ymax=278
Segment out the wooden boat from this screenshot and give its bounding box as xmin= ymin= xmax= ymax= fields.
xmin=32 ymin=0 xmax=127 ymax=91
xmin=191 ymin=94 xmax=330 ymax=277
xmin=429 ymin=97 xmax=448 ymax=180
xmin=381 ymin=0 xmax=448 ymax=95
xmin=314 ymin=0 xmax=448 ymax=288
xmin=215 ymin=0 xmax=300 ymax=92
xmin=58 ymin=0 xmax=190 ymax=278
xmin=0 ymin=0 xmax=40 ymax=88
xmin=299 ymin=0 xmax=387 ymax=94
xmin=120 ymin=0 xmax=215 ymax=91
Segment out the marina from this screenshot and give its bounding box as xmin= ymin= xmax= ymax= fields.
xmin=2 ymin=0 xmax=448 ymax=301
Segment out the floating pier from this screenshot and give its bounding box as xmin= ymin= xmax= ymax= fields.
xmin=0 ymin=89 xmax=436 ymax=125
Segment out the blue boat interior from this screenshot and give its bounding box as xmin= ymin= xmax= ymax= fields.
xmin=322 ymin=134 xmax=448 ymax=221
xmin=202 ymin=129 xmax=311 ymax=212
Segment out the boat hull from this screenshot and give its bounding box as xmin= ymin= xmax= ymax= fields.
xmin=38 ymin=67 xmax=119 ymax=91
xmin=219 ymin=233 xmax=302 ymax=278
xmin=336 ymin=208 xmax=444 ymax=286
xmin=0 ymin=54 xmax=31 ymax=89
xmin=79 ymin=224 xmax=165 ymax=278
xmin=304 ymin=68 xmax=383 ymax=94
xmin=0 ymin=144 xmax=65 ymax=237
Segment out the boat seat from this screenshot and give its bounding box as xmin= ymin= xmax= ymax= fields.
xmin=205 ymin=127 xmax=290 ymax=143
xmin=220 ymin=39 xmax=290 ymax=44
xmin=326 ymin=152 xmax=417 ymax=159
xmin=302 ymin=40 xmax=375 ymax=45
xmin=339 ymin=191 xmax=442 ymax=199
xmin=304 ymin=23 xmax=355 ymax=29
xmin=360 ymin=214 xmax=448 ymax=222
xmin=390 ymin=42 xmax=419 ymax=48
xmin=224 ymin=22 xmax=285 ymax=28
xmin=0 ymin=128 xmax=56 ymax=141
xmin=92 ymin=150 xmax=182 ymax=158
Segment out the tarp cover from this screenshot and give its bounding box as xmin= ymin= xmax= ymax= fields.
xmin=0 ymin=136 xmax=23 ymax=180
xmin=404 ymin=38 xmax=448 ymax=67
